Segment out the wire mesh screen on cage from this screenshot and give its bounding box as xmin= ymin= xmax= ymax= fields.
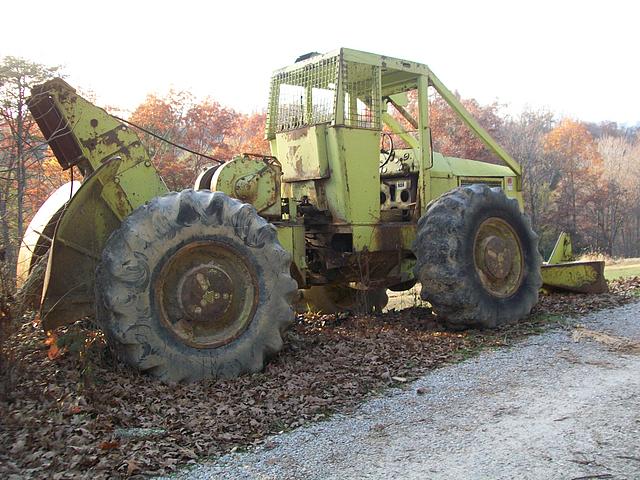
xmin=342 ymin=62 xmax=381 ymax=130
xmin=267 ymin=56 xmax=339 ymax=136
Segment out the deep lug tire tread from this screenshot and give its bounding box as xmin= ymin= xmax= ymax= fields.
xmin=413 ymin=184 xmax=542 ymax=329
xmin=95 ymin=190 xmax=297 ymax=382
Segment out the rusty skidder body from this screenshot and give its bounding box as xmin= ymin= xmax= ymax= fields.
xmin=19 ymin=48 xmax=605 ymax=381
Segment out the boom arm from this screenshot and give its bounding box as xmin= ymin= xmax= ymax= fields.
xmin=27 ymin=79 xmax=167 ymax=330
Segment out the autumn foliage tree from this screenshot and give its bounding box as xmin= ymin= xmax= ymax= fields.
xmin=501 ymin=109 xmax=557 ymax=250
xmin=129 ymin=91 xmax=268 ymax=190
xmin=429 ymin=93 xmax=505 ymax=163
xmin=543 ymin=120 xmax=601 ymax=248
xmin=226 ymin=112 xmax=270 ymax=156
xmin=392 ymin=90 xmax=505 ymax=162
xmin=596 ymin=133 xmax=640 ymax=256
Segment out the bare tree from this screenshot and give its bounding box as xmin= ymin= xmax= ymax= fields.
xmin=598 ymin=134 xmax=640 ymax=256
xmin=0 ymin=57 xmax=60 ymax=286
xmin=501 ymin=109 xmax=557 ymax=252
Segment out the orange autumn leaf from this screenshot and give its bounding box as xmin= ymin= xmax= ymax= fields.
xmin=45 ymin=333 xmax=61 ymax=360
xmin=99 ymin=440 xmax=120 ymax=450
xmin=47 ymin=343 xmax=60 ymax=360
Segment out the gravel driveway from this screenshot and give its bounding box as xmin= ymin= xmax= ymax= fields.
xmin=170 ymin=303 xmax=640 ymax=480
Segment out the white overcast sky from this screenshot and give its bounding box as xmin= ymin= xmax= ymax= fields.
xmin=2 ymin=0 xmax=638 ymax=125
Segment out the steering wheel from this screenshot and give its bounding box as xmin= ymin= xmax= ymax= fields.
xmin=380 ymin=132 xmax=395 ymax=170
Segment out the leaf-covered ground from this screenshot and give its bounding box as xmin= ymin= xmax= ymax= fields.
xmin=1 ymin=277 xmax=639 ymax=479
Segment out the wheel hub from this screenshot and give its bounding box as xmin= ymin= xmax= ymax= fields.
xmin=480 ymin=235 xmax=513 ymax=280
xmin=473 ymin=217 xmax=524 ymax=298
xmin=178 ymin=264 xmax=234 ymax=321
xmin=155 ymin=241 xmax=258 ymax=349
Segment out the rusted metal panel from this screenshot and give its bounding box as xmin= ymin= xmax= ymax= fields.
xmin=39 ymin=161 xmax=124 ymax=330
xmin=370 ymin=223 xmax=414 ymax=252
xmin=277 ymin=125 xmax=330 ymax=181
xmin=211 ymin=155 xmax=282 ymax=217
xmin=26 ymin=79 xmax=169 ymax=330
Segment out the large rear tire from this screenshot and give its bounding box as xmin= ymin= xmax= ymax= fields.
xmin=95 ymin=190 xmax=297 ymax=382
xmin=413 ymin=185 xmax=542 ymax=329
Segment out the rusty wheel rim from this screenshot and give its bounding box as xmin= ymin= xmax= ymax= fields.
xmin=156 ymin=241 xmax=258 ymax=348
xmin=473 ymin=217 xmax=524 ymax=298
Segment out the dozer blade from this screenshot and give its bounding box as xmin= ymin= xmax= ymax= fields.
xmin=541 ymin=261 xmax=608 ymax=294
xmin=540 ymin=231 xmax=608 ymax=294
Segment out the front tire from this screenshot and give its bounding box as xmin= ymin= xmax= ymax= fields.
xmin=413 ymin=185 xmax=542 ymax=329
xmin=95 ymin=190 xmax=297 ymax=382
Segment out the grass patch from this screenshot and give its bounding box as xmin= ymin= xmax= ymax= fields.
xmin=605 ymin=263 xmax=640 ymax=280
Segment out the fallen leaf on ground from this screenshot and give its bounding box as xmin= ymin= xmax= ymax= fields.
xmin=0 ymin=277 xmax=637 ymax=478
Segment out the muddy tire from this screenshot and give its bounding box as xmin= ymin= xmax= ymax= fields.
xmin=95 ymin=190 xmax=297 ymax=382
xmin=413 ymin=185 xmax=542 ymax=329
xmin=296 ymin=285 xmax=388 ymax=314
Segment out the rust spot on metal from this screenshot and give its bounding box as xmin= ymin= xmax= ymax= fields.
xmin=295 ymin=155 xmax=304 ymax=176
xmin=284 ymin=127 xmax=310 ymax=141
xmin=480 ymin=235 xmax=513 ymax=280
xmin=473 ymin=217 xmax=524 ymax=298
xmin=155 ymin=241 xmax=260 ymax=349
xmin=111 ymin=181 xmax=132 ymax=219
xmin=374 ymin=223 xmax=404 ymax=252
xmin=80 ymin=126 xmax=131 ymax=159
